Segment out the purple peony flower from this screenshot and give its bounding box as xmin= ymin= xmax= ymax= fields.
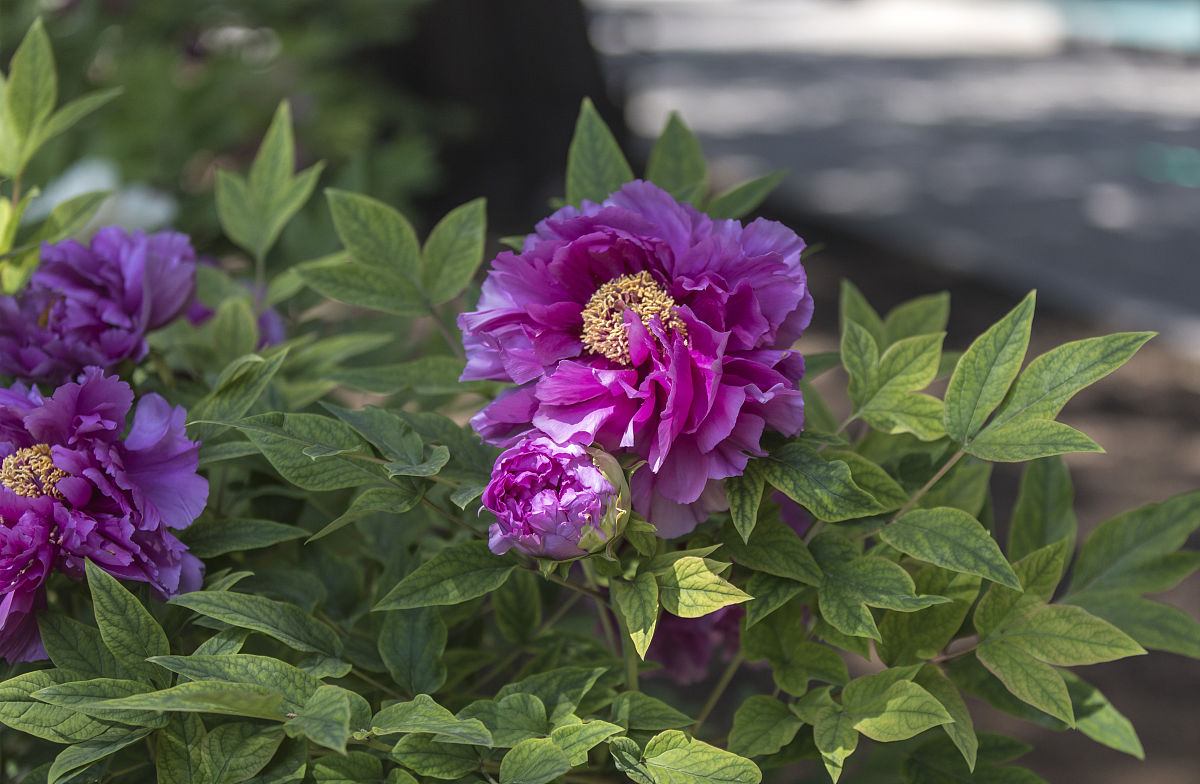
xmin=460 ymin=181 xmax=813 ymax=537
xmin=483 ymin=436 xmax=628 ymax=560
xmin=0 ymin=368 xmax=208 ymax=663
xmin=0 ymin=227 xmax=197 ymax=385
xmin=645 ymin=604 xmax=744 ymax=685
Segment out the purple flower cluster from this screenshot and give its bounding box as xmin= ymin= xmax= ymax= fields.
xmin=482 ymin=436 xmax=626 ymax=560
xmin=462 ymin=181 xmax=812 ymax=538
xmin=0 ymin=368 xmax=208 ymax=662
xmin=0 ymin=227 xmax=197 ymax=385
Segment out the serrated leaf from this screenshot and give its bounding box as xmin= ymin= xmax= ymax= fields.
xmin=991 ymin=605 xmax=1145 ymax=665
xmin=169 ymin=591 xmax=342 ymax=657
xmin=976 ymin=643 xmax=1073 ymax=725
xmin=647 ymin=112 xmax=708 ymax=203
xmin=202 ymin=723 xmax=284 ymax=784
xmin=728 ymin=696 xmax=802 ymax=758
xmin=500 ymin=737 xmax=572 ymax=784
xmin=85 ymin=560 xmax=170 ymax=687
xmin=884 ymin=507 xmax=1020 ymax=588
xmin=374 ymin=540 xmax=516 ymax=610
xmin=760 ymin=442 xmax=883 ymax=522
xmin=657 ymin=556 xmax=752 ymax=618
xmin=726 ymin=464 xmax=765 ymax=543
xmin=1009 ymin=456 xmax=1076 ymax=560
xmin=612 ymin=573 xmax=659 ymax=659
xmin=705 ymin=170 xmax=786 ymax=220
xmin=566 ymin=98 xmax=633 ymax=206
xmin=944 ymin=291 xmax=1036 ymax=444
xmin=422 ymin=197 xmax=487 ymax=304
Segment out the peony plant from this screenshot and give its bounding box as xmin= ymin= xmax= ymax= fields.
xmin=0 ymin=18 xmax=1196 ymax=784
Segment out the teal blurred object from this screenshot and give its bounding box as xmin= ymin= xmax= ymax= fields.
xmin=1053 ymin=0 xmax=1200 ymax=52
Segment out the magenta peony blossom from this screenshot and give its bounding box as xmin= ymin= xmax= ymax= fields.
xmin=0 ymin=227 xmax=197 ymax=385
xmin=0 ymin=368 xmax=208 ymax=662
xmin=483 ymin=436 xmax=628 ymax=560
xmin=460 ymin=181 xmax=812 ymax=537
xmin=645 ymin=604 xmax=744 ymax=685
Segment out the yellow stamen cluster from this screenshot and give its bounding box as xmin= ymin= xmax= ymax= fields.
xmin=580 ymin=271 xmax=686 ymax=365
xmin=1 ymin=444 xmax=67 ymax=499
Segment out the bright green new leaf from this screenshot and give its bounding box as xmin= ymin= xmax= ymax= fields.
xmin=612 ymin=573 xmax=659 ymax=659
xmin=728 ymin=696 xmax=802 ymax=758
xmin=566 ymin=98 xmax=634 ymax=206
xmin=500 ymin=737 xmax=573 ymax=784
xmin=760 ymin=442 xmax=884 ymax=522
xmin=704 ymin=170 xmax=786 ymax=220
xmin=201 ymin=723 xmax=284 ymax=784
xmin=374 ymin=540 xmax=516 ymax=610
xmin=85 ymin=560 xmax=170 ymax=687
xmin=883 ymin=507 xmax=1020 ymax=588
xmin=646 ymin=112 xmax=707 ymax=203
xmin=976 ymin=643 xmax=1073 ymax=725
xmin=4 ymin=19 xmax=56 ymax=161
xmin=657 ymin=556 xmax=752 ymax=618
xmin=1009 ymin=456 xmax=1076 ymax=560
xmin=421 ymin=197 xmax=487 ymax=305
xmin=169 ymin=590 xmax=343 ymax=657
xmin=943 ymin=291 xmax=1035 ymax=444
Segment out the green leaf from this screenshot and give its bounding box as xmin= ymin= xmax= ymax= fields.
xmin=611 ymin=691 xmax=693 ymax=731
xmin=189 ymin=351 xmax=288 ymax=443
xmin=976 ymin=643 xmax=1074 ymax=725
xmin=0 ymin=669 xmax=119 ymax=743
xmin=1067 ymin=491 xmax=1200 ymax=596
xmin=726 ymin=464 xmax=765 ymax=543
xmin=296 ymin=252 xmax=424 ymax=315
xmin=857 ymin=332 xmax=944 ymax=416
xmin=883 ymin=507 xmax=1020 ymax=588
xmin=902 ymin=734 xmax=1044 ymax=784
xmin=743 ymin=573 xmax=806 ymax=628
xmin=813 ymin=706 xmax=858 ymax=783
xmin=884 ymin=292 xmax=950 ymax=346
xmin=494 ymin=569 xmax=543 ymax=645
xmin=848 ymin=680 xmax=952 ymax=742
xmin=229 ymin=412 xmax=383 ymax=491
xmin=983 ymin=332 xmax=1154 ymax=432
xmin=810 ymin=533 xmax=949 ymax=641
xmin=943 ymin=291 xmax=1036 ymax=444
xmin=728 ymin=696 xmax=802 ymax=758
xmin=877 ymin=568 xmax=981 ymax=666
xmin=284 ymin=685 xmax=353 ymax=753
xmin=646 ymin=112 xmax=707 ymax=203
xmin=636 ymin=730 xmax=763 ymax=784
xmin=566 ymin=98 xmax=634 ymax=206
xmin=551 ymin=720 xmax=622 ymax=766
xmin=705 ymin=170 xmax=786 ymax=220
xmin=760 ymin=442 xmax=883 ymax=522
xmin=612 ymin=573 xmax=659 ymax=659
xmin=311 ymin=752 xmax=382 ymax=784
xmin=48 ymin=727 xmax=151 ymax=784
xmin=657 ymin=556 xmax=752 ymax=618
xmin=85 ymin=560 xmax=170 ymax=687
xmin=914 ymin=665 xmax=977 ymax=771
xmin=499 ymin=737 xmax=573 ymax=784
xmin=973 ymin=539 xmax=1070 ymax=638
xmin=201 ymin=723 xmax=284 ymax=784
xmin=1068 ymin=591 xmax=1200 ymax=658
xmin=31 ymin=87 xmax=121 ymax=157
xmin=374 ymin=540 xmax=516 ymax=610
xmin=839 ymin=280 xmax=885 ymax=350
xmin=379 ymin=607 xmax=448 ymax=695
xmin=456 ymin=693 xmax=547 ymax=748
xmin=32 ymin=678 xmax=165 ymax=729
xmin=991 ymin=605 xmax=1145 ymax=665
xmin=169 ymin=591 xmax=343 ymax=657
xmin=329 ymin=356 xmax=489 ymax=397
xmin=841 ymin=319 xmax=879 ymax=410
xmin=36 ymin=614 xmax=125 ymax=680
xmin=157 ymin=714 xmax=206 ymax=784
xmin=964 ymin=418 xmax=1102 ymax=462
xmin=496 ymin=667 xmax=606 ymax=724
xmin=309 ymin=483 xmax=425 ymax=542
xmin=1062 ymin=670 xmax=1143 ymax=759
xmin=23 ymin=189 xmax=111 ymax=247
xmin=391 ymin=733 xmax=480 ymax=779
xmin=5 ymin=18 xmax=56 ymax=157
xmin=421 ymin=197 xmax=487 ymax=304
xmin=723 ymin=515 xmax=821 ymax=585
xmin=88 ymin=680 xmax=286 ymax=721
xmin=822 ymin=451 xmax=908 ymax=512
xmin=386 ymin=445 xmax=450 ymax=477
xmin=149 ymin=655 xmax=321 ymax=713
xmin=372 ymin=694 xmax=492 ymax=745
xmin=1009 ymin=456 xmax=1076 ymax=560
xmin=180 ymin=517 xmax=305 ymax=558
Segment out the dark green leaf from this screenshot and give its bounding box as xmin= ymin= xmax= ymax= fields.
xmin=500 ymin=737 xmax=572 ymax=784
xmin=611 ymin=691 xmax=693 ymax=730
xmin=85 ymin=560 xmax=170 ymax=687
xmin=48 ymin=727 xmax=151 ymax=784
xmin=88 ymin=680 xmax=286 ymax=722
xmin=1009 ymin=457 xmax=1076 ymax=560
xmin=391 ymin=733 xmax=480 ymax=779
xmin=421 ymin=198 xmax=487 ymax=305
xmin=180 ymin=518 xmax=305 ymax=558
xmin=646 ymin=112 xmax=707 ymax=203
xmin=284 ymin=685 xmax=353 ymax=753
xmin=566 ymin=98 xmax=634 ymax=206
xmin=760 ymin=442 xmax=883 ymax=522
xmin=201 ymin=723 xmax=284 ymax=784
xmin=883 ymin=507 xmax=1020 ymax=588
xmin=705 ymin=170 xmax=786 ymax=220
xmin=976 ymin=643 xmax=1073 ymax=725
xmin=728 ymin=696 xmax=802 ymax=758
xmin=169 ymin=591 xmax=343 ymax=657
xmin=379 ymin=607 xmax=448 ymax=695
xmin=156 ymin=714 xmax=206 ymax=784
xmin=726 ymin=463 xmax=765 ymax=543
xmin=149 ymin=655 xmax=322 ymax=713
xmin=374 ymin=541 xmax=516 ymax=610
xmin=372 ymin=694 xmax=492 ymax=746
xmin=37 ymin=614 xmax=125 ymax=680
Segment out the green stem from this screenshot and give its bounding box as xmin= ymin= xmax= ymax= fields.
xmin=421 ymin=497 xmax=485 ymax=539
xmin=350 ymin=667 xmax=406 ymax=700
xmin=613 ymin=600 xmax=639 ymax=692
xmin=888 ymin=449 xmax=965 ymax=524
xmin=581 ymin=559 xmax=619 ymax=657
xmin=692 ymin=651 xmax=744 ymax=734
xmin=427 ymin=301 xmax=466 ymax=359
